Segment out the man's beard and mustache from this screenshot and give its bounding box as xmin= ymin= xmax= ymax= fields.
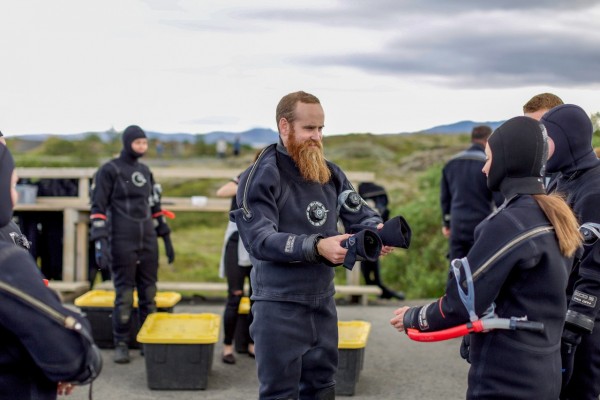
xmin=287 ymin=130 xmax=331 ymax=184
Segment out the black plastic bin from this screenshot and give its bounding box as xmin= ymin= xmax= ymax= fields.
xmin=74 ymin=289 xmax=181 ymax=348
xmin=335 ymin=321 xmax=372 ymax=396
xmin=137 ymin=313 xmax=221 ymax=390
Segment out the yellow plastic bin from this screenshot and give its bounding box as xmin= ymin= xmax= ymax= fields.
xmin=336 ymin=320 xmax=372 ymax=396
xmin=137 ymin=313 xmax=221 ymax=390
xmin=74 ymin=289 xmax=182 ymax=348
xmin=234 ymin=296 xmax=251 ymax=354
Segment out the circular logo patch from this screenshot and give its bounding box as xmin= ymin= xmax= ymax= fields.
xmin=306 ymin=201 xmax=329 ymax=226
xmin=132 ymin=171 xmax=147 ymax=187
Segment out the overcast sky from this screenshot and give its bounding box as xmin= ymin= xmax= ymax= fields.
xmin=1 ymin=0 xmax=599 ymax=136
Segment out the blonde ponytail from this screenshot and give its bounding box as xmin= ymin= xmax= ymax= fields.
xmin=533 ymin=193 xmax=582 ymax=258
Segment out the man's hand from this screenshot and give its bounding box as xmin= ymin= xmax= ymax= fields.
xmin=442 ymin=226 xmax=450 ymax=238
xmin=94 ymin=238 xmax=111 ymax=270
xmin=390 ymin=306 xmax=411 ymax=333
xmin=57 ymin=382 xmax=75 ymax=396
xmin=316 ymin=234 xmax=351 ymax=265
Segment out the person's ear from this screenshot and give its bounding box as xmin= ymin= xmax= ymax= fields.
xmin=279 ymin=118 xmax=290 ymax=143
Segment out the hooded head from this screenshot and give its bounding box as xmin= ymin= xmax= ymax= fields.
xmin=0 ymin=144 xmax=16 ymax=228
xmin=486 ymin=116 xmax=548 ymax=198
xmin=541 ymin=104 xmax=597 ymax=174
xmin=121 ymin=125 xmax=147 ymax=161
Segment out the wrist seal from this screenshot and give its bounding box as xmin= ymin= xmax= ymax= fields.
xmin=303 ymin=234 xmax=324 ymax=263
xmin=565 ymin=309 xmax=595 ymax=334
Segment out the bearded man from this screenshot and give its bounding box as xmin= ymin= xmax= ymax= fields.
xmin=232 ymin=91 xmax=394 ymax=400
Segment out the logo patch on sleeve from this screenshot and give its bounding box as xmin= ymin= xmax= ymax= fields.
xmin=572 ymin=290 xmax=597 ymax=308
xmin=284 ymin=235 xmax=296 ymax=253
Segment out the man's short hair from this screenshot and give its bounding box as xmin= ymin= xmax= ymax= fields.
xmin=276 ymin=91 xmax=320 ymax=129
xmin=472 ymin=125 xmax=493 ymax=141
xmin=523 ymin=93 xmax=564 ymax=114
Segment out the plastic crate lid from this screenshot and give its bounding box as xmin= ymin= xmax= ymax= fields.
xmin=137 ymin=313 xmax=221 ymax=344
xmin=338 ymin=320 xmax=371 ymax=349
xmin=238 ymin=296 xmax=250 ymax=314
xmin=74 ymin=290 xmax=182 ymax=308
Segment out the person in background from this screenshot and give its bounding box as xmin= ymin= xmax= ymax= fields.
xmin=523 ymin=92 xmax=564 ymax=186
xmin=0 ymin=131 xmax=31 ymax=250
xmin=0 ymin=143 xmax=102 ymax=399
xmin=523 ymin=92 xmax=564 ymax=121
xmin=90 ymin=125 xmax=175 ymax=364
xmin=232 ymin=91 xmax=399 ymax=399
xmin=18 ymin=178 xmax=78 ymax=280
xmin=216 ymin=138 xmax=227 ymax=159
xmin=392 ymin=116 xmax=582 ymax=399
xmin=217 ymin=175 xmax=254 ymax=364
xmin=358 ymin=182 xmax=404 ymax=300
xmin=233 ymin=135 xmax=242 ymax=157
xmin=541 ymin=104 xmax=600 ymax=400
xmin=440 ymin=125 xmax=502 ymax=261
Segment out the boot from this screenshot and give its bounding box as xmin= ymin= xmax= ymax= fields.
xmin=114 ymin=341 xmax=130 ymax=364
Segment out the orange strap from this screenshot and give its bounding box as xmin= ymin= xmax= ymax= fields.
xmin=90 ymin=213 xmax=107 ymax=220
xmin=153 ymin=210 xmax=176 ymax=219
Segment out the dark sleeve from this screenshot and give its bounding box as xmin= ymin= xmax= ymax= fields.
xmin=149 ymin=170 xmax=162 ymax=216
xmin=0 ymin=249 xmax=96 ymax=382
xmin=440 ymin=166 xmax=451 ymax=228
xmin=404 ymin=217 xmax=532 ymax=331
xmin=90 ymin=163 xmax=115 ymax=217
xmin=567 ymin=192 xmax=600 ymax=331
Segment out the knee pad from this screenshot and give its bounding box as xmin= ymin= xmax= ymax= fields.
xmin=117 ymin=288 xmax=134 ymax=325
xmin=141 ymin=285 xmax=157 ymax=314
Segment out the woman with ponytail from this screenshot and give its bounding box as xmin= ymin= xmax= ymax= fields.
xmin=391 ymin=116 xmax=582 ymax=399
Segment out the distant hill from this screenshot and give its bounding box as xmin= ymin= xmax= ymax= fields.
xmin=12 ymin=120 xmax=506 ymax=144
xmin=420 ymin=120 xmax=505 ymax=134
xmin=13 ymin=127 xmax=280 ymax=148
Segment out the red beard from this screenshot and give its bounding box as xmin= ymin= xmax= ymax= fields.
xmin=287 ymin=133 xmax=331 ymax=184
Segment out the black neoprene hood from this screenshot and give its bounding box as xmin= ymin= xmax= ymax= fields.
xmin=122 ymin=125 xmax=147 ymax=159
xmin=0 ymin=144 xmax=15 ymax=227
xmin=541 ymin=104 xmax=597 ymax=175
xmin=487 ymin=116 xmax=548 ymax=198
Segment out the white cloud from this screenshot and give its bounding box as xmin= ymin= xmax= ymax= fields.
xmin=0 ymin=0 xmax=599 ymax=136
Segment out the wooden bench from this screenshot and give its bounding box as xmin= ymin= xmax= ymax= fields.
xmin=94 ymin=281 xmax=381 ymax=306
xmin=47 ymin=280 xmax=90 ymax=302
xmin=14 ymin=167 xmax=375 ymax=285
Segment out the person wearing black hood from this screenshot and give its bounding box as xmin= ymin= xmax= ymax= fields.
xmin=0 ymin=133 xmax=31 ymax=250
xmin=0 ymin=144 xmax=102 ymax=399
xmin=90 ymin=125 xmax=175 ymax=364
xmin=541 ymin=104 xmax=600 ymax=400
xmin=391 ymin=117 xmax=581 ymax=399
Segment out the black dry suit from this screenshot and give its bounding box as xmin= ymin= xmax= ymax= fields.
xmin=90 ymin=125 xmax=171 ymax=345
xmin=231 ymin=142 xmax=387 ymax=400
xmin=0 ymin=144 xmax=101 ymax=399
xmin=404 ymin=117 xmax=571 ymax=399
xmin=542 ymin=104 xmax=600 ymax=400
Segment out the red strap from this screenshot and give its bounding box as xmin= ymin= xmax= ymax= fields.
xmin=90 ymin=213 xmax=107 ymax=220
xmin=407 ymin=320 xmax=484 ymax=342
xmin=153 ymin=210 xmax=176 ymax=219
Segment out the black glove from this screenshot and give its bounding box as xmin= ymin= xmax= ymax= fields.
xmin=460 ymin=335 xmax=471 ymax=364
xmin=162 ymin=234 xmax=175 ymax=264
xmin=350 ymin=216 xmax=412 ymax=248
xmin=560 ymin=328 xmax=581 ymax=390
xmin=94 ymin=238 xmax=111 ymax=271
xmin=154 ymin=215 xmax=171 ymax=237
xmin=340 ymin=229 xmax=382 ymax=270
